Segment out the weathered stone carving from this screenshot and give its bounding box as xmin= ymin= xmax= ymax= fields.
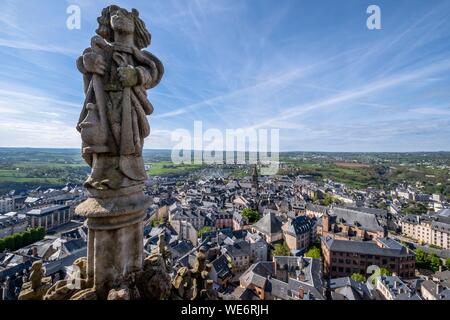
xmin=76 ymin=4 xmax=163 ymax=190
xmin=74 ymin=5 xmax=165 ymax=300
xmin=43 ymin=257 xmax=91 ymax=300
xmin=171 ymin=248 xmax=219 ymax=300
xmin=135 ymin=234 xmax=172 ymax=299
xmin=18 ymin=261 xmax=52 ymax=300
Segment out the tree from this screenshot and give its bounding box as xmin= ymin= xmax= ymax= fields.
xmin=429 ymin=254 xmax=442 ymax=272
xmin=30 ymin=228 xmax=40 ymax=242
xmin=376 ymin=201 xmax=387 ymax=210
xmin=323 ymin=194 xmax=341 ymax=206
xmin=198 ymin=226 xmax=212 ymax=238
xmin=0 ymin=238 xmax=5 ymax=253
xmin=305 ymin=246 xmax=321 ymax=259
xmin=379 ymin=268 xmax=392 ymax=276
xmin=22 ymin=230 xmax=32 ymax=246
xmin=242 ymin=208 xmax=260 ymax=223
xmin=272 ymin=242 xmax=290 ymax=256
xmin=351 ymin=273 xmax=366 ymax=282
xmin=3 ymin=236 xmax=15 ymax=251
xmin=36 ymin=227 xmax=45 ymax=239
xmin=415 ymin=248 xmax=427 ymax=267
xmin=371 ymin=267 xmax=392 ymax=284
xmin=13 ymin=233 xmax=23 ymax=249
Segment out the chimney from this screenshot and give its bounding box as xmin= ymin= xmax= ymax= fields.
xmin=436 ymin=284 xmax=441 ymax=295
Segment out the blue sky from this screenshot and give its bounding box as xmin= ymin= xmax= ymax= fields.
xmin=0 ymin=0 xmax=450 ymax=152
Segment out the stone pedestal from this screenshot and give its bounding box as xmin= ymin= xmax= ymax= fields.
xmin=75 ymin=185 xmax=150 ymax=299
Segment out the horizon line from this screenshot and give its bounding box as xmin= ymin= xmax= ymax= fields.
xmin=0 ymin=147 xmax=450 ymax=154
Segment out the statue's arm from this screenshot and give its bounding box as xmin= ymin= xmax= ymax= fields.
xmin=134 ymin=49 xmax=164 ymax=90
xmin=77 ymin=49 xmax=92 ymax=95
xmin=78 ymin=47 xmax=106 ymax=77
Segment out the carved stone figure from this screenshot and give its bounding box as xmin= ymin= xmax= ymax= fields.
xmin=146 ymin=233 xmax=172 ymax=273
xmin=76 ymin=5 xmax=163 ymax=190
xmin=171 ymin=267 xmax=194 ymax=300
xmin=18 ymin=261 xmax=52 ymax=300
xmin=74 ymin=5 xmax=165 ymax=300
xmin=135 ymin=243 xmax=172 ymax=300
xmin=43 ymin=257 xmax=90 ymax=300
xmin=171 ymin=248 xmax=218 ymax=300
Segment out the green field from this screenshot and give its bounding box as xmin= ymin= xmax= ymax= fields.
xmin=0 ymin=148 xmax=449 ymax=198
xmin=147 ymin=161 xmax=203 ymax=176
xmin=279 ymin=158 xmax=449 ymax=197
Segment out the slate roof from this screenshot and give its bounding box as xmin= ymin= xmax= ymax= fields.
xmin=328 ymin=206 xmax=384 ymax=233
xmin=253 ymin=211 xmax=283 ymax=235
xmin=284 ymin=216 xmax=315 ymax=236
xmin=273 ymin=256 xmax=323 ymax=290
xmin=26 ymin=205 xmax=70 ymax=216
xmin=377 ymin=276 xmax=422 ymax=300
xmin=212 ymin=255 xmax=232 ymax=279
xmin=239 ymin=261 xmax=274 ymax=288
xmin=225 ymin=240 xmax=250 ymax=257
xmin=171 ymin=240 xmax=194 ymax=257
xmin=431 ymin=220 xmax=450 ymax=233
xmin=305 ymin=203 xmax=328 ymax=214
xmin=322 ymin=237 xmax=413 ymax=257
xmin=288 ymin=278 xmax=325 ymax=300
xmin=229 ymin=286 xmax=260 ymax=300
xmin=421 ymin=280 xmax=450 ymax=300
xmin=328 ymin=277 xmax=372 ymax=300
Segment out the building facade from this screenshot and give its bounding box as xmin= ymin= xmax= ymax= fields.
xmin=400 ymin=210 xmax=450 ymax=249
xmin=26 ymin=205 xmax=71 ymax=230
xmin=321 ymin=237 xmax=416 ymax=279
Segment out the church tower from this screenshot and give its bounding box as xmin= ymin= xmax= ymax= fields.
xmin=252 ymin=164 xmax=259 ymax=193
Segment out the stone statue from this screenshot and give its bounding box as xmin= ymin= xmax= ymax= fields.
xmin=74 ymin=5 xmax=166 ymax=300
xmin=18 ymin=261 xmax=52 ymax=300
xmin=134 ymin=236 xmax=172 ymax=300
xmin=146 ymin=233 xmax=172 ymax=273
xmin=43 ymin=257 xmax=91 ymax=300
xmin=76 ymin=5 xmax=163 ymax=190
xmin=171 ymin=248 xmax=218 ymax=300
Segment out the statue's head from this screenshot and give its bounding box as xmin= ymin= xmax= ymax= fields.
xmin=110 ymin=7 xmax=135 ymax=34
xmin=96 ymin=5 xmax=151 ymax=49
xmin=31 ymin=260 xmax=43 ymax=271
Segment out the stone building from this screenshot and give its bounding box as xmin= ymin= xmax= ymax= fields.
xmin=318 ymin=206 xmax=386 ymax=241
xmin=321 ymin=237 xmax=415 ymax=279
xmin=251 ymin=211 xmax=283 ymax=244
xmin=26 ymin=205 xmax=71 ymax=231
xmin=305 ymin=203 xmax=328 ymax=219
xmin=375 ymin=276 xmax=421 ymax=300
xmin=0 ymin=198 xmax=14 ymax=214
xmin=282 ymin=216 xmax=316 ymax=255
xmin=399 ymin=209 xmax=450 ymax=249
xmin=0 ymin=213 xmax=28 ymax=238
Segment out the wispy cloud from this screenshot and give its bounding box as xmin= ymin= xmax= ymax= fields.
xmin=1 ymin=0 xmax=450 ymax=151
